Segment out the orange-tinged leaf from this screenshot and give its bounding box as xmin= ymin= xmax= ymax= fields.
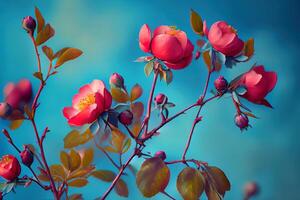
xmin=205 ymin=183 xmax=221 ymax=200
xmin=115 ymin=179 xmax=129 ymax=197
xmin=50 ymin=164 xmax=66 ymax=181
xmin=42 ymin=46 xmax=53 ymax=60
xmin=53 ymin=47 xmax=70 ymax=59
xmin=35 ymin=24 xmax=55 ymax=46
xmin=64 ymin=129 xmax=93 ymax=149
xmin=33 ymin=72 xmax=43 ymax=82
xmin=136 ymin=157 xmax=170 ymax=197
xmin=68 ymin=194 xmax=83 ymax=200
xmin=244 ymin=112 xmax=258 ymax=119
xmin=68 ymin=178 xmax=88 ymax=188
xmin=130 ymin=84 xmax=143 ymax=102
xmin=207 ymin=166 xmax=230 ymax=196
xmin=111 ymin=88 xmax=129 ymax=103
xmin=9 ymin=119 xmax=23 ymax=130
xmin=190 ymin=9 xmax=203 ymax=35
xmin=69 ymin=149 xmax=81 ymax=171
xmin=244 ymin=38 xmax=254 ymax=58
xmin=38 ymin=173 xmax=50 ymax=182
xmin=82 ymin=148 xmax=94 ymax=167
xmin=91 ymin=170 xmax=115 ymax=182
xmin=122 ymin=138 xmax=131 ymax=153
xmin=68 ymin=166 xmax=95 ymax=180
xmin=177 ymin=167 xmax=205 ymax=200
xmin=111 ymin=128 xmax=127 ymax=153
xmin=55 ymin=48 xmax=83 ymax=68
xmin=60 ymin=151 xmax=70 ymax=170
xmin=131 ymin=121 xmax=142 ymax=137
xmin=35 ymin=7 xmax=45 ymax=33
xmin=203 ymin=51 xmax=212 ymax=72
xmin=131 ymin=102 xmax=144 ymax=120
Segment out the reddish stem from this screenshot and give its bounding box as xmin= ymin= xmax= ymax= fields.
xmin=30 ymin=34 xmax=41 ymax=73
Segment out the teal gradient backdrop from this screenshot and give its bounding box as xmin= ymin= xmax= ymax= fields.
xmin=0 ymin=0 xmax=299 ymax=199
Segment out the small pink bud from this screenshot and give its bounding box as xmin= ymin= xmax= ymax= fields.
xmin=22 ymin=16 xmax=36 ymax=35
xmin=118 ymin=110 xmax=133 ymax=126
xmin=235 ymin=114 xmax=249 ymax=130
xmin=154 ymin=151 xmax=167 ymax=161
xmin=214 ymin=76 xmax=228 ymax=93
xmin=154 ymin=93 xmax=168 ymax=105
xmin=109 ymin=73 xmax=124 ymax=88
xmin=244 ymin=182 xmax=259 ymax=198
xmin=195 ymin=51 xmax=201 ymax=60
xmin=20 ymin=146 xmax=34 ymax=167
xmin=17 ymin=79 xmax=32 ymax=103
xmin=0 ymin=102 xmax=12 ymax=118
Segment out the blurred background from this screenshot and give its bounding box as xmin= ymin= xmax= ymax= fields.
xmin=0 ymin=0 xmax=299 ymax=199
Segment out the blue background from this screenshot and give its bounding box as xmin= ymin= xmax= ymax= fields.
xmin=0 ymin=0 xmax=299 ymax=199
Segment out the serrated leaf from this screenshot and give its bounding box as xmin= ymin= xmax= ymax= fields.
xmin=136 ymin=157 xmax=170 ymax=197
xmin=35 ymin=24 xmax=55 ymax=46
xmin=190 ymin=9 xmax=203 ymax=35
xmin=244 ymin=38 xmax=254 ymax=58
xmin=55 ymin=48 xmax=83 ymax=68
xmin=60 ymin=151 xmax=70 ymax=170
xmin=130 ymin=84 xmax=143 ymax=102
xmin=42 ymin=46 xmax=53 ymax=60
xmin=91 ymin=170 xmax=116 ymax=182
xmin=207 ymin=166 xmax=230 ymax=196
xmin=33 ymin=72 xmax=43 ymax=82
xmin=111 ymin=88 xmax=129 ymax=103
xmin=115 ymin=179 xmax=129 ymax=197
xmin=69 ymin=149 xmax=81 ymax=171
xmin=50 ymin=164 xmax=66 ymax=181
xmin=9 ymin=119 xmax=23 ymax=130
xmin=177 ymin=167 xmax=205 ymax=200
xmin=35 ymin=7 xmax=45 ymax=33
xmin=64 ymin=129 xmax=93 ymax=149
xmin=82 ymin=148 xmax=94 ymax=167
xmin=68 ymin=179 xmax=88 ymax=188
xmin=144 ymin=61 xmax=153 ymax=76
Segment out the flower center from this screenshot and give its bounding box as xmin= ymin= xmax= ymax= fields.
xmin=167 ymin=29 xmax=180 ymax=36
xmin=78 ymin=94 xmax=96 ymax=111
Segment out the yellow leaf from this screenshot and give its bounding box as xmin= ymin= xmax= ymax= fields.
xmin=244 ymin=38 xmax=254 ymax=58
xmin=34 ymin=7 xmax=45 ymax=33
xmin=131 ymin=121 xmax=142 ymax=138
xmin=50 ymin=164 xmax=66 ymax=181
xmin=130 ymin=84 xmax=143 ymax=102
xmin=122 ymin=138 xmax=131 ymax=154
xmin=203 ymin=51 xmax=212 ymax=72
xmin=82 ymin=148 xmax=94 ymax=167
xmin=55 ymin=48 xmax=83 ymax=68
xmin=60 ymin=151 xmax=70 ymax=170
xmin=190 ymin=9 xmax=203 ymax=35
xmin=91 ymin=170 xmax=115 ymax=182
xmin=68 ymin=166 xmax=95 ymax=180
xmin=115 ymin=179 xmax=129 ymax=197
xmin=111 ymin=88 xmax=129 ymax=103
xmin=68 ymin=179 xmax=88 ymax=188
xmin=111 ymin=128 xmax=127 ymax=153
xmin=35 ymin=24 xmax=55 ymax=46
xmin=42 ymin=45 xmax=53 ymax=60
xmin=9 ymin=119 xmax=24 ymax=130
xmin=64 ymin=129 xmax=93 ymax=149
xmin=69 ymin=149 xmax=81 ymax=171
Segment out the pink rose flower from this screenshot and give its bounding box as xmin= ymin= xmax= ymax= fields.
xmin=205 ymin=21 xmax=244 ymax=56
xmin=238 ymin=65 xmax=277 ymax=107
xmin=0 ymin=155 xmax=21 ymax=181
xmin=139 ymin=24 xmax=194 ymax=70
xmin=63 ymin=80 xmax=112 ymax=126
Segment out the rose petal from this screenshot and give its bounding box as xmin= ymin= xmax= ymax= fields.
xmin=68 ymin=104 xmax=98 ymax=126
xmin=139 ymin=24 xmax=152 ymax=52
xmin=153 ymin=25 xmax=172 ymax=37
xmin=164 ymin=53 xmax=193 ymax=70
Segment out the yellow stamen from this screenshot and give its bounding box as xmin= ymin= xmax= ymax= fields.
xmin=78 ymin=94 xmax=96 ymax=111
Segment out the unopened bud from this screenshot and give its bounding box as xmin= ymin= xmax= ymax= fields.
xmin=118 ymin=110 xmax=133 ymax=126
xmin=154 ymin=93 xmax=168 ymax=105
xmin=244 ymin=182 xmax=259 ymax=199
xmin=109 ymin=73 xmax=124 ymax=88
xmin=214 ymin=76 xmax=228 ymax=93
xmin=22 ymin=16 xmax=36 ymax=35
xmin=0 ymin=102 xmax=12 ymax=118
xmin=154 ymin=151 xmax=167 ymax=161
xmin=235 ymin=114 xmax=249 ymax=130
xmin=18 ymin=79 xmax=33 ymax=103
xmin=20 ymin=146 xmax=34 ymax=167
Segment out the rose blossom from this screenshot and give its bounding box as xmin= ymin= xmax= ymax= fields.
xmin=139 ymin=24 xmax=194 ymax=70
xmin=63 ymin=80 xmax=112 ymax=126
xmin=0 ymin=155 xmax=21 ymax=181
xmin=205 ymin=21 xmax=244 ymax=56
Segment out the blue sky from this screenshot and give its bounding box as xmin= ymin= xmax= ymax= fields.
xmin=0 ymin=0 xmax=299 ymax=199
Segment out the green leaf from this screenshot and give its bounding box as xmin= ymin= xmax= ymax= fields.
xmin=115 ymin=179 xmax=129 ymax=197
xmin=91 ymin=170 xmax=116 ymax=182
xmin=207 ymin=166 xmax=230 ymax=196
xmin=130 ymin=84 xmax=143 ymax=102
xmin=68 ymin=179 xmax=88 ymax=188
xmin=55 ymin=48 xmax=83 ymax=68
xmin=35 ymin=7 xmax=45 ymax=33
xmin=35 ymin=24 xmax=55 ymax=46
xmin=42 ymin=46 xmax=53 ymax=60
xmin=9 ymin=119 xmax=24 ymax=130
xmin=136 ymin=157 xmax=170 ymax=197
xmin=122 ymin=138 xmax=131 ymax=153
xmin=190 ymin=9 xmax=203 ymax=35
xmin=177 ymin=167 xmax=205 ymax=200
xmin=64 ymin=129 xmax=93 ymax=149
xmin=144 ymin=61 xmax=153 ymax=76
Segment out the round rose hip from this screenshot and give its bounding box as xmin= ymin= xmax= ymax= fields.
xmin=154 ymin=93 xmax=168 ymax=105
xmin=118 ymin=110 xmax=133 ymax=126
xmin=22 ymin=16 xmax=36 ymax=34
xmin=0 ymin=155 xmax=21 ymax=181
xmin=109 ymin=73 xmax=124 ymax=88
xmin=0 ymin=102 xmax=12 ymax=118
xmin=20 ymin=146 xmax=34 ymax=167
xmin=206 ymin=21 xmax=244 ymax=56
xmin=139 ymin=24 xmax=194 ymax=70
xmin=214 ymin=76 xmax=228 ymax=93
xmin=154 ymin=151 xmax=167 ymax=161
xmin=235 ymin=114 xmax=249 ymax=130
xmin=244 ymin=182 xmax=259 ymax=198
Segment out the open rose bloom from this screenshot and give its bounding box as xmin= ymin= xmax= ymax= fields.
xmin=0 ymin=155 xmax=21 ymax=181
xmin=237 ymin=65 xmax=277 ymax=107
xmin=63 ymin=80 xmax=112 ymax=126
xmin=204 ymin=21 xmax=244 ymax=57
xmin=139 ymin=24 xmax=194 ymax=70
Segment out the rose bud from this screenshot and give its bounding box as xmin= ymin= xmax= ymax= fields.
xmin=206 ymin=21 xmax=244 ymax=56
xmin=20 ymin=146 xmax=34 ymax=167
xmin=154 ymin=151 xmax=167 ymax=161
xmin=3 ymin=83 xmax=22 ymax=109
xmin=0 ymin=102 xmax=12 ymax=118
xmin=17 ymin=79 xmax=33 ymax=103
xmin=139 ymin=24 xmax=194 ymax=70
xmin=118 ymin=110 xmax=133 ymax=126
xmin=0 ymin=155 xmax=21 ymax=181
xmin=22 ymin=16 xmax=36 ymax=35
xmin=154 ymin=93 xmax=168 ymax=105
xmin=244 ymin=182 xmax=259 ymax=199
xmin=235 ymin=114 xmax=249 ymax=130
xmin=214 ymin=76 xmax=228 ymax=93
xmin=109 ymin=73 xmax=124 ymax=89
xmin=195 ymin=51 xmax=201 ymax=60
